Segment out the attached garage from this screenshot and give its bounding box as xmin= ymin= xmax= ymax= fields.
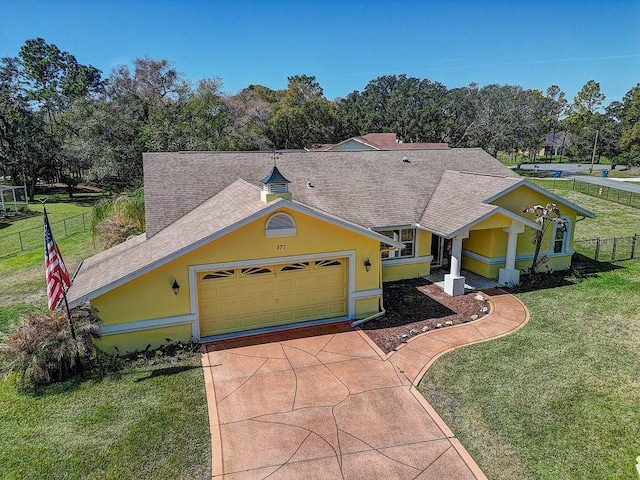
xmin=197 ymin=258 xmax=348 ymax=338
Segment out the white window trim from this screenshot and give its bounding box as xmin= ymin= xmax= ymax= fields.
xmin=381 ymin=255 xmax=433 ymax=266
xmin=550 ymin=216 xmax=571 ymax=255
xmin=265 ymin=212 xmax=296 ymax=238
xmin=378 ymin=227 xmax=416 ymax=259
xmin=265 ymin=227 xmax=296 ymax=238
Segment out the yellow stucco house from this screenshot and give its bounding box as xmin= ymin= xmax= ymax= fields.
xmin=67 ymin=147 xmax=594 ymax=352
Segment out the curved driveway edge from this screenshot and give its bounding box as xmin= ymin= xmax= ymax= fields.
xmin=201 ymin=288 xmax=529 ymax=479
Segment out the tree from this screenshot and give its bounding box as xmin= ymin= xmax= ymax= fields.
xmin=265 ymin=75 xmax=339 ymax=149
xmin=0 ymin=56 xmax=54 ymax=198
xmin=544 ymin=85 xmax=567 ymax=133
xmin=336 ymin=75 xmax=450 ymax=143
xmin=564 ymin=80 xmax=607 ymax=161
xmin=0 ymin=39 xmax=103 ymax=199
xmin=620 ymin=84 xmax=640 ymax=158
xmin=177 ymin=78 xmax=231 ymax=151
xmin=442 ymin=83 xmax=479 ymax=147
xmin=222 ymin=86 xmax=273 ymax=150
xmin=83 ymin=57 xmax=186 ymax=186
xmin=523 ymin=203 xmax=567 ymax=274
xmin=465 ymin=84 xmax=546 ymax=158
xmin=572 ymin=80 xmax=605 ymax=116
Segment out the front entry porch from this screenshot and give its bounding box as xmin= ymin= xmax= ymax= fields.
xmin=424 ymin=268 xmax=502 ymax=292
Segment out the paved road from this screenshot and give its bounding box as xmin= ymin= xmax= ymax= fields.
xmin=516 ymin=162 xmax=614 ymax=173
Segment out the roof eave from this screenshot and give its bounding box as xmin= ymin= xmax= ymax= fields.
xmin=484 ymin=178 xmax=596 ymax=219
xmin=430 ymin=205 xmax=542 ymax=240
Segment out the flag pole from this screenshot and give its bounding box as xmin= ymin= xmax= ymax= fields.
xmin=42 ymin=200 xmax=82 ymax=370
xmin=62 ymin=288 xmax=82 ymax=372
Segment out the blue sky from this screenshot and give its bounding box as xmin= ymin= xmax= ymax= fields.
xmin=1 ymin=0 xmax=639 ymax=104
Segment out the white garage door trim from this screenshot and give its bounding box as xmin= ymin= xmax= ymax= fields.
xmin=188 ymin=250 xmax=356 ymax=341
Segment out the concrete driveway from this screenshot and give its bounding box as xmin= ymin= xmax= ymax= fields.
xmin=202 ymin=290 xmax=529 ymax=479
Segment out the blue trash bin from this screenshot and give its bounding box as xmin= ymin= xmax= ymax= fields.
xmin=601 ymin=170 xmax=608 ymax=178
xmin=554 ymin=171 xmax=562 ymax=178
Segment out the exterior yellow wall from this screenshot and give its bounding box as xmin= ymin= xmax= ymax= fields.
xmin=471 ymin=213 xmax=512 ymax=231
xmin=92 ymin=206 xmax=384 ymax=348
xmin=461 ymin=255 xmax=496 ymax=278
xmin=355 ymin=297 xmax=380 ymax=318
xmin=96 ymin=324 xmax=192 ymax=354
xmin=382 ymin=261 xmax=431 ymax=282
xmin=464 ymin=229 xmax=507 ymax=259
xmin=417 ymin=229 xmax=432 ymax=257
xmin=491 ymin=185 xmax=579 ymax=256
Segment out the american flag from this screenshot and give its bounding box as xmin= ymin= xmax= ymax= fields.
xmin=44 ymin=207 xmax=71 ymax=310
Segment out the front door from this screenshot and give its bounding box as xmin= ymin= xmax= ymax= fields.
xmin=430 ymin=235 xmax=449 ymax=268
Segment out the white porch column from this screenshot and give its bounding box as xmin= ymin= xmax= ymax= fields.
xmin=499 ymin=221 xmax=525 ymax=286
xmin=444 ymin=230 xmax=469 ymax=296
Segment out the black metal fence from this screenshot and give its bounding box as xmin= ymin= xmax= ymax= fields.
xmin=573 ymin=234 xmax=638 ymax=262
xmin=572 ymin=179 xmax=640 ymax=209
xmin=0 ymin=212 xmax=90 ymax=258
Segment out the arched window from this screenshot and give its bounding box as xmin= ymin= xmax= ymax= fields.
xmin=551 ymin=216 xmax=571 ymax=254
xmin=265 ymin=212 xmax=296 ymax=238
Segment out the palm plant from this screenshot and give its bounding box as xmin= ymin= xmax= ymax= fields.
xmin=523 ymin=203 xmax=567 ymax=274
xmin=0 ymin=306 xmax=101 ymax=389
xmin=91 ymin=187 xmax=145 ymax=249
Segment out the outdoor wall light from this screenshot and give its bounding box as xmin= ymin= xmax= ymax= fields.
xmin=172 ymin=279 xmax=180 ymax=295
xmin=364 ymin=258 xmax=372 ymax=272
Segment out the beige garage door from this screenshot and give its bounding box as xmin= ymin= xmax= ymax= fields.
xmin=197 ymin=258 xmax=347 ymax=337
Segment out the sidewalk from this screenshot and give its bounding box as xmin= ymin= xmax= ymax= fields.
xmin=201 ymin=288 xmax=529 ymax=479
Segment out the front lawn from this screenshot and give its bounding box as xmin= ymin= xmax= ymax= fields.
xmin=0 ymin=356 xmax=211 ymax=479
xmin=419 ymin=258 xmax=640 ymax=479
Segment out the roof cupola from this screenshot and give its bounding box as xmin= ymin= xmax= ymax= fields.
xmin=260 ymin=165 xmax=292 ymax=203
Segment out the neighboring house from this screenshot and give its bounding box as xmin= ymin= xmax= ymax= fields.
xmin=67 ymin=148 xmax=594 ymax=353
xmin=540 ymin=132 xmax=569 ymax=157
xmin=306 ymin=132 xmax=448 ymax=151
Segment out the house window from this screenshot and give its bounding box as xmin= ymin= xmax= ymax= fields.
xmin=378 ymin=228 xmax=414 ymax=259
xmin=316 ymin=259 xmax=343 ymax=268
xmin=265 ymin=212 xmax=296 ymax=238
xmin=280 ymin=262 xmax=310 ymax=272
xmin=202 ymin=270 xmax=235 ymax=280
xmin=552 ymin=217 xmax=570 ymax=254
xmin=241 ymin=267 xmax=273 ymax=276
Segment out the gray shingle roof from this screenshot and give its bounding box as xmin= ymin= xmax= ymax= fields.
xmin=419 ymin=170 xmax=523 ymax=236
xmin=144 ymin=148 xmax=520 ymax=238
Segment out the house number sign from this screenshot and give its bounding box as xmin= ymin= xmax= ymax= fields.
xmin=276 ymin=244 xmax=286 ymax=250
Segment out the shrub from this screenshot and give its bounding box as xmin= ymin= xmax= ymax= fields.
xmin=91 ymin=188 xmax=145 ymax=249
xmin=0 ymin=305 xmax=101 ymax=389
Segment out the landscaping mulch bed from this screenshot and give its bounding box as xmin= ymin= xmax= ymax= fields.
xmin=360 ymin=278 xmax=490 ymax=353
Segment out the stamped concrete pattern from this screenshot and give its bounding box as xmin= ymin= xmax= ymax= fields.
xmin=202 ymin=289 xmax=529 ymax=479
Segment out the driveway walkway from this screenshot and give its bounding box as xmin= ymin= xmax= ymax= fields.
xmin=201 ymin=289 xmax=529 ymax=479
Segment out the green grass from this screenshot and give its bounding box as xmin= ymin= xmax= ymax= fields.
xmin=0 ymin=229 xmax=98 ymax=312
xmin=0 ymin=196 xmax=101 ymax=259
xmin=0 ymin=194 xmax=100 ymax=235
xmin=0 ymin=304 xmax=39 ymax=332
xmin=0 ymin=357 xmax=211 ymax=479
xmin=0 ymin=195 xmax=103 ymax=309
xmin=419 ymin=259 xmax=640 ymax=479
